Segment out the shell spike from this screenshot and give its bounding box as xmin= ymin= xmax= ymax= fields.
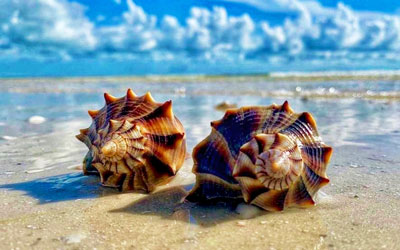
xmin=118 ymin=120 xmax=134 ymax=133
xmin=144 ymin=92 xmax=155 ymax=103
xmin=104 ymin=92 xmax=118 ymax=104
xmin=298 ymin=112 xmax=318 ymax=131
xmin=79 ymin=128 xmax=89 ymax=135
xmin=172 ymin=132 xmax=185 ymax=147
xmin=109 ymin=119 xmax=123 ymax=133
xmin=160 ymin=100 xmax=174 ymax=118
xmin=126 ymin=89 xmax=137 ymax=100
xmin=75 ymin=133 xmax=86 ymax=142
xmin=88 ymin=110 xmax=99 ymax=119
xmin=75 ymin=133 xmax=92 ymax=148
xmin=281 ymin=100 xmax=294 ymax=113
xmin=210 ymin=120 xmax=223 ymax=129
xmin=323 ymin=145 xmax=333 ymax=163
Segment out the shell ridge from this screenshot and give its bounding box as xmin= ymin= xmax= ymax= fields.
xmin=302 ymin=165 xmax=329 ymax=197
xmin=267 ymin=105 xmax=296 ymax=133
xmin=214 ymin=108 xmax=265 ymax=159
xmin=193 ymin=128 xmax=237 ymax=183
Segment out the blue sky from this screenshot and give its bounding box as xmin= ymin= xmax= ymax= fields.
xmin=2 ymin=0 xmax=400 ymax=77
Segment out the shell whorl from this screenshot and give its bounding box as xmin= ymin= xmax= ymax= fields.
xmin=235 ymin=133 xmax=303 ymax=191
xmin=76 ymin=89 xmax=186 ymax=192
xmin=187 ymin=101 xmax=332 ymax=211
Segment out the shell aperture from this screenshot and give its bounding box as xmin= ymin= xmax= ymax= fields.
xmin=76 ymin=89 xmax=186 ymax=192
xmin=186 ymin=101 xmax=332 ymax=211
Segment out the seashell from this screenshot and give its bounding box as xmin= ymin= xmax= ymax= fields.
xmin=186 ymin=101 xmax=332 ymax=211
xmin=76 ymin=89 xmax=186 ymax=192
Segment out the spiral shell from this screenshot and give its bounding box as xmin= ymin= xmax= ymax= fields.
xmin=186 ymin=101 xmax=332 ymax=211
xmin=76 ymin=89 xmax=186 ymax=192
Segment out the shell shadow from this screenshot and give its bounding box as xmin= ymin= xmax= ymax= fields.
xmin=109 ymin=185 xmax=266 ymax=227
xmin=0 ymin=172 xmax=118 ymax=204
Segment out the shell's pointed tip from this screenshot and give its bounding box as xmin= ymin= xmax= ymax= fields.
xmin=305 ymin=197 xmax=316 ymax=206
xmin=225 ymin=109 xmax=236 ymax=116
xmin=282 ymin=100 xmax=293 ymax=113
xmin=322 ymin=177 xmax=330 ymax=186
xmin=109 ymin=119 xmax=124 ymax=132
xmin=161 ymin=100 xmax=174 ymax=118
xmin=144 ymin=92 xmax=155 ymax=103
xmin=79 ymin=128 xmax=89 ymax=135
xmin=324 ymin=146 xmax=334 ymax=163
xmin=126 ymin=89 xmax=137 ymax=99
xmin=88 ymin=110 xmax=99 ymax=118
xmin=75 ymin=134 xmax=84 ymax=141
xmin=104 ymin=92 xmax=117 ymax=104
xmin=301 ymin=112 xmax=318 ymax=130
xmin=210 ymin=119 xmax=222 ymax=129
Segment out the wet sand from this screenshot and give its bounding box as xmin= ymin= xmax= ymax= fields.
xmin=1 ymin=78 xmax=400 ymax=249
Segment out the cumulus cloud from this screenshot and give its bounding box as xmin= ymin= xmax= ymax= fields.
xmin=97 ymin=0 xmax=158 ymax=53
xmin=0 ymin=0 xmax=96 ymax=59
xmin=2 ymin=0 xmax=400 ymax=67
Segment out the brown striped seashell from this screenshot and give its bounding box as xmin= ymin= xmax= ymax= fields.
xmin=186 ymin=101 xmax=332 ymax=211
xmin=76 ymin=89 xmax=186 ymax=192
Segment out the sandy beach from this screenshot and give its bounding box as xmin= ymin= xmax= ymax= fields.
xmin=1 ymin=77 xmax=400 ymax=249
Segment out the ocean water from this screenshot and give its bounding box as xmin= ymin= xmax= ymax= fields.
xmin=0 ymin=78 xmax=399 ymax=150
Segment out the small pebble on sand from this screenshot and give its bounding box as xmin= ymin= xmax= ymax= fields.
xmin=60 ymin=233 xmax=86 ymax=244
xmin=28 ymin=116 xmax=46 ymax=124
xmin=236 ymin=221 xmax=246 ymax=227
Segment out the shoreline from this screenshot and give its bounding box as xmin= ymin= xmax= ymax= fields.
xmin=3 ymin=69 xmax=400 ymax=83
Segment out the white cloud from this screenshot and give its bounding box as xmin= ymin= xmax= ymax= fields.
xmin=1 ymin=0 xmax=400 ymax=68
xmin=219 ymin=0 xmax=303 ymax=13
xmin=97 ymin=0 xmax=158 ymax=52
xmin=0 ymin=0 xmax=96 ymax=58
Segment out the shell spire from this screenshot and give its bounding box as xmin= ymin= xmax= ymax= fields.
xmin=186 ymin=101 xmax=332 ymax=211
xmin=76 ymin=90 xmax=186 ymax=192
